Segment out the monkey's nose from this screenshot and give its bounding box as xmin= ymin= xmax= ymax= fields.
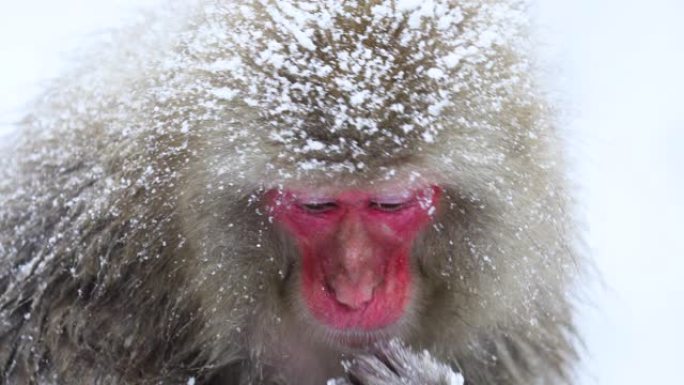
xmin=328 ymin=272 xmax=381 ymax=310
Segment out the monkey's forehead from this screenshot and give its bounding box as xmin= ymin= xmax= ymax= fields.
xmin=266 ymin=173 xmax=436 ymax=196
xmin=169 ymin=0 xmax=531 ymax=174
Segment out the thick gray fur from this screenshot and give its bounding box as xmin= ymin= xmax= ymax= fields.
xmin=0 ymin=1 xmax=581 ymax=384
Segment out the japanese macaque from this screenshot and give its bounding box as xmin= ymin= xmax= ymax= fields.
xmin=0 ymin=1 xmax=580 ymax=385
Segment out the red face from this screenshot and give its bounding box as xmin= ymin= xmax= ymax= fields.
xmin=266 ymin=185 xmax=441 ymax=331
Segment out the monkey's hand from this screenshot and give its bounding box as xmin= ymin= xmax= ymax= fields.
xmin=332 ymin=340 xmax=464 ymax=385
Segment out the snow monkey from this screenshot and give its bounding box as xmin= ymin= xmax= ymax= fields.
xmin=0 ymin=1 xmax=581 ymax=384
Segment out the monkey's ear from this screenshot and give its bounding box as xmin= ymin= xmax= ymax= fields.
xmin=342 ymin=340 xmax=464 ymax=385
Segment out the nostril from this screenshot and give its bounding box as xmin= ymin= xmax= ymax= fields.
xmin=328 ymin=274 xmax=381 ymax=310
xmin=332 ymin=284 xmax=373 ymax=309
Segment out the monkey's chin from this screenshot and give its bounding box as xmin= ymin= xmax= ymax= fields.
xmin=329 ymin=329 xmax=396 ymax=351
xmin=311 ymin=326 xmax=395 ymax=353
xmin=308 ymin=311 xmax=413 ymax=353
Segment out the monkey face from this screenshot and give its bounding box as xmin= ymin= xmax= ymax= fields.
xmin=265 ymin=185 xmax=441 ymax=334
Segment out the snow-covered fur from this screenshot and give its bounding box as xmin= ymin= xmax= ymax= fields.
xmin=0 ymin=1 xmax=581 ymax=384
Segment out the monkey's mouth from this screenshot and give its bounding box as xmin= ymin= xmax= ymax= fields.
xmin=301 ymin=253 xmax=412 ymax=332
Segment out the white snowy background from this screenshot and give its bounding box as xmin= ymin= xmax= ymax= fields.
xmin=0 ymin=1 xmax=683 ymax=384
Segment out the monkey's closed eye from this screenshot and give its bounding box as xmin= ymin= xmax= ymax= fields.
xmin=369 ymin=201 xmax=410 ymax=212
xmin=299 ymin=202 xmax=339 ymax=213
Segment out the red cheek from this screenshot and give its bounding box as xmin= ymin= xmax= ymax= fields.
xmin=266 ymin=187 xmax=439 ymax=331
